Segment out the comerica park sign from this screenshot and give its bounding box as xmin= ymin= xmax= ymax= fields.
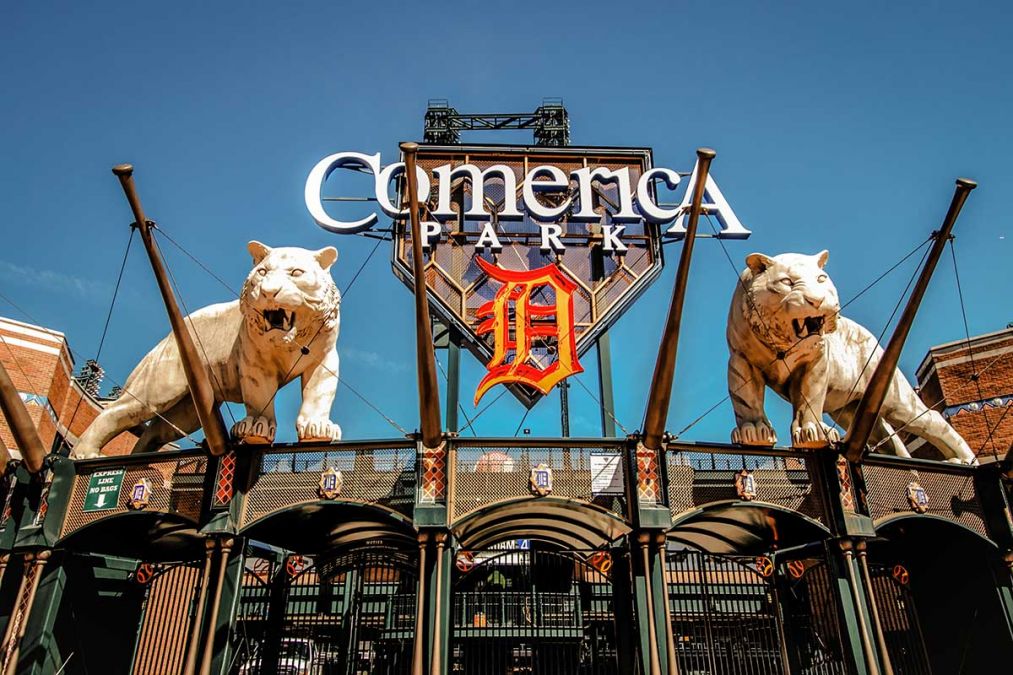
xmin=306 ymin=146 xmax=749 ymax=243
xmin=306 ymin=144 xmax=750 ymax=406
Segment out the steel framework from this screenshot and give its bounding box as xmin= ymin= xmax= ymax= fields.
xmin=422 ymin=99 xmax=570 ymax=146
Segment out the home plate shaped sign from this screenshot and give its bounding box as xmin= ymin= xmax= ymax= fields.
xmin=307 ymin=143 xmax=748 ymax=407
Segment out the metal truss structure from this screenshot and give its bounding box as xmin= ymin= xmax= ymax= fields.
xmin=423 ymin=99 xmax=570 ymax=146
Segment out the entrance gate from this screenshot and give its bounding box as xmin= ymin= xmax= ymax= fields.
xmin=666 ymin=550 xmax=786 ymax=674
xmin=230 ymin=549 xmax=417 ymax=675
xmin=665 ymin=550 xmax=850 ymax=675
xmin=450 ymin=546 xmax=620 ymax=674
xmin=132 ymin=561 xmax=204 ymax=675
xmin=867 ymin=564 xmax=931 ymax=675
xmin=778 ymin=558 xmax=848 ymax=675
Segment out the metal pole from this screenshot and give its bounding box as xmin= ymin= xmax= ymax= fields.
xmin=0 ymin=556 xmax=31 ymax=672
xmin=399 ymin=144 xmax=443 ymax=449
xmin=559 ymin=381 xmax=571 ymax=437
xmin=2 ymin=551 xmax=48 ymax=675
xmin=638 ymin=533 xmax=663 ymax=675
xmin=111 ymin=165 xmax=230 ymax=457
xmin=0 ymin=360 xmax=47 ymax=473
xmin=653 ymin=534 xmax=680 ymax=675
xmin=429 ymin=532 xmax=447 ymax=675
xmin=596 ymin=335 xmax=617 ymax=437
xmin=199 ymin=538 xmax=234 ymax=675
xmin=841 ymin=542 xmax=881 ymax=675
xmin=590 ymin=245 xmax=617 ymax=438
xmin=857 ymin=547 xmax=896 ymax=675
xmin=642 ymin=149 xmax=716 ymax=451
xmin=411 ymin=532 xmax=429 ymax=675
xmin=182 ymin=539 xmax=216 ymax=675
xmin=843 ymin=178 xmax=977 ymax=462
xmin=446 ymin=334 xmax=460 ymax=434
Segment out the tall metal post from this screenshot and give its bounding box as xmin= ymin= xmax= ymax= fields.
xmin=412 ymin=533 xmax=429 ymax=675
xmin=857 ymin=545 xmax=896 ymax=675
xmin=429 ymin=532 xmax=447 ymax=675
xmin=591 ymin=245 xmax=618 ymax=437
xmin=597 ymin=336 xmax=617 ymax=437
xmin=199 ymin=538 xmax=234 ymax=675
xmin=637 ymin=534 xmax=663 ymax=675
xmin=641 ymin=149 xmax=715 ymax=451
xmin=1 ymin=551 xmax=49 ymax=675
xmin=0 ymin=360 xmax=47 ymax=473
xmin=446 ymin=335 xmax=461 ymax=434
xmin=840 ymin=541 xmax=882 ymax=675
xmin=182 ymin=539 xmax=217 ymax=675
xmin=110 ymin=165 xmax=230 ymax=457
xmin=559 ymin=381 xmax=571 ymax=437
xmin=0 ymin=557 xmax=31 ymax=673
xmin=399 ymin=144 xmax=443 ymax=449
xmin=654 ymin=533 xmax=679 ymax=675
xmin=843 ymin=178 xmax=977 ymax=462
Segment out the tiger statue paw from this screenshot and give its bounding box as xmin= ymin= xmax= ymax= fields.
xmin=731 ymin=420 xmax=777 ymax=446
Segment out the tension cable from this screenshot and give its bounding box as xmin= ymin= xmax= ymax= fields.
xmin=949 ymin=240 xmax=999 ymax=457
xmin=65 ymin=228 xmax=136 ymax=436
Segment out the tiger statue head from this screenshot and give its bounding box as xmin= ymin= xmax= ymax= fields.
xmin=738 ymin=250 xmax=840 ymax=355
xmin=241 ymin=241 xmax=341 ymax=346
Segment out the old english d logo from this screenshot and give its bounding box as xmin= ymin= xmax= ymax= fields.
xmin=474 ymin=258 xmax=584 ymax=404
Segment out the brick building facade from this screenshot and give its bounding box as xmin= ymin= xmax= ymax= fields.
xmin=914 ymin=325 xmax=1013 ymax=460
xmin=0 ymin=315 xmax=135 ymax=458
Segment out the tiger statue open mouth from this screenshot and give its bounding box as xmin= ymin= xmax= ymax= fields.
xmin=726 ymin=250 xmax=975 ymax=463
xmin=73 ymin=241 xmax=343 ymax=457
xmin=261 ymin=308 xmax=296 ymax=332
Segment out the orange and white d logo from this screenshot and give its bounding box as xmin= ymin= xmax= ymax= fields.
xmin=474 ymin=258 xmax=584 ymax=404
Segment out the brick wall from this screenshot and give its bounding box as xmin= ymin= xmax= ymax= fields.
xmin=916 ymin=327 xmax=1013 ymax=459
xmin=0 ymin=316 xmax=136 ymax=458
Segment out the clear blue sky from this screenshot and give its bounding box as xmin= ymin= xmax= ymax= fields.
xmin=1 ymin=1 xmax=1010 ymax=444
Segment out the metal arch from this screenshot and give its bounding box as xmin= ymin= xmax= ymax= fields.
xmin=669 ymin=499 xmax=833 ymax=538
xmin=238 ymin=497 xmax=416 ymax=535
xmin=450 ymin=495 xmax=631 ymax=550
xmin=55 ymin=511 xmax=204 ymax=561
xmin=237 ymin=499 xmax=418 ymax=552
xmin=667 ymin=500 xmax=832 ymax=555
xmin=452 ymin=547 xmax=606 ymax=583
xmin=459 ymin=520 xmax=605 ymax=553
xmin=872 ymin=511 xmax=999 ymax=548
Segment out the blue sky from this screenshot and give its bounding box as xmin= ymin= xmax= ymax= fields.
xmin=1 ymin=1 xmax=1010 ymax=445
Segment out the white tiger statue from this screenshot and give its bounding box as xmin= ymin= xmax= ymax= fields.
xmin=73 ymin=241 xmax=342 ymax=458
xmin=726 ymin=250 xmax=975 ymax=463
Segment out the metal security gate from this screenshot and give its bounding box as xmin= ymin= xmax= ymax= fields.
xmin=231 ymin=549 xmax=417 ymax=675
xmin=779 ymin=559 xmax=848 ymax=675
xmin=666 ymin=550 xmax=787 ymax=674
xmin=132 ymin=561 xmax=204 ymax=675
xmin=868 ymin=564 xmax=931 ymax=675
xmin=450 ymin=545 xmax=619 ymax=674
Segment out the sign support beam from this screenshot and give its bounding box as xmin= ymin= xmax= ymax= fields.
xmin=111 ymin=165 xmax=231 ymax=458
xmin=843 ymin=178 xmax=977 ymax=462
xmin=591 ymin=245 xmax=618 ymax=438
xmin=446 ymin=332 xmax=460 ymax=434
xmin=641 ymin=148 xmax=715 ymax=451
